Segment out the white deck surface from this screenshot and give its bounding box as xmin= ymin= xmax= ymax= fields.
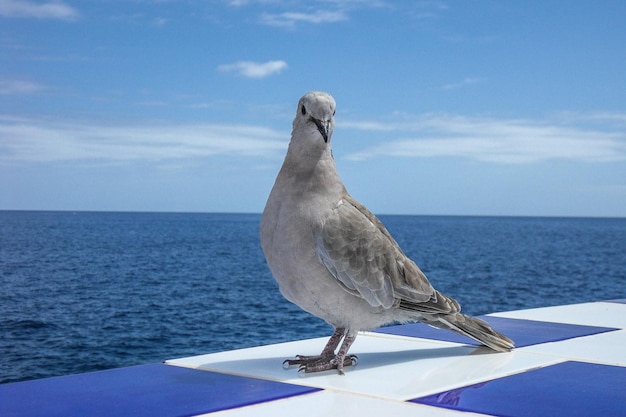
xmin=166 ymin=300 xmax=626 ymax=417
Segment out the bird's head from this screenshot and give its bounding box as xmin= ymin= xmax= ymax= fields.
xmin=293 ymin=91 xmax=336 ymax=145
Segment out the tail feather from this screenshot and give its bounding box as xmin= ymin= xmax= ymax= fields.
xmin=437 ymin=313 xmax=514 ymax=352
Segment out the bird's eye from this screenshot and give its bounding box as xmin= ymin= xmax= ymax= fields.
xmin=301 ymin=105 xmax=306 ymax=115
xmin=333 ymin=109 xmax=336 ymax=116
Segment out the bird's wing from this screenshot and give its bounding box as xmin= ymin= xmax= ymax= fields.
xmin=316 ymin=195 xmax=450 ymax=312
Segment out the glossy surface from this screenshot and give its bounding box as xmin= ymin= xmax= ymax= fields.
xmin=374 ymin=315 xmax=618 ymax=347
xmin=0 ymin=363 xmax=320 ymax=417
xmin=2 ymin=300 xmax=625 ymax=417
xmin=412 ymin=361 xmax=626 ymax=417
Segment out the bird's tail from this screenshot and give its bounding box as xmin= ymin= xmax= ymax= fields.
xmin=435 ymin=313 xmax=514 ymax=352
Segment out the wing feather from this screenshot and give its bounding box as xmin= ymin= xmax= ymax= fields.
xmin=316 ymin=196 xmax=453 ymax=312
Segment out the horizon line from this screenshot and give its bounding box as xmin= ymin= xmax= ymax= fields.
xmin=1 ymin=209 xmax=624 ymax=220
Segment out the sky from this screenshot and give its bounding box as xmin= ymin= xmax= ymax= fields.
xmin=1 ymin=0 xmax=625 ymax=217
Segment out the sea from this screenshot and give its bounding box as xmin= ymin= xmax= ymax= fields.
xmin=1 ymin=211 xmax=624 ymax=384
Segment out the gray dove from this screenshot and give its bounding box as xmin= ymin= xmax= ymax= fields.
xmin=260 ymin=91 xmax=514 ymax=375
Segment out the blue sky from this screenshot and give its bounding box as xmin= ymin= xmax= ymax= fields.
xmin=1 ymin=0 xmax=625 ymax=216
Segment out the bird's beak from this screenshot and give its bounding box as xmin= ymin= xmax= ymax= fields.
xmin=312 ymin=117 xmax=329 ymax=143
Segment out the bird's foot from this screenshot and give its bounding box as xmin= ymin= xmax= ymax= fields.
xmin=282 ymin=354 xmax=358 ymax=375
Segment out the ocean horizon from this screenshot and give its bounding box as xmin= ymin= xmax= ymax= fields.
xmin=3 ymin=209 xmax=625 ymax=218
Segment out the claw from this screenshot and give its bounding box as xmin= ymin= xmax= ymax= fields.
xmin=284 ymin=353 xmax=359 ymax=375
xmin=282 ymin=329 xmax=358 ymax=375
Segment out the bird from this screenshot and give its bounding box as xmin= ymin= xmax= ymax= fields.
xmin=260 ymin=91 xmax=514 ymax=375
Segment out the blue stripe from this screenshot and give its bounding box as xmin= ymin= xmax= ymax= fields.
xmin=410 ymin=361 xmax=626 ymax=417
xmin=0 ymin=363 xmax=321 ymax=417
xmin=374 ymin=315 xmax=618 ymax=347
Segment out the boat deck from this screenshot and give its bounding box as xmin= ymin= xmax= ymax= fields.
xmin=2 ymin=300 xmax=625 ymax=417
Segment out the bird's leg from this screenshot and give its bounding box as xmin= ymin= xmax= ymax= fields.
xmin=282 ymin=328 xmax=358 ymax=375
xmin=334 ymin=332 xmax=356 ymax=375
xmin=283 ymin=328 xmax=344 ymax=368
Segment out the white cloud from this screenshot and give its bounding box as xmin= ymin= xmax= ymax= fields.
xmin=443 ymin=77 xmax=485 ymax=90
xmin=0 ymin=0 xmax=79 ymax=20
xmin=260 ymin=10 xmax=347 ymax=27
xmin=0 ymin=79 xmax=46 ymax=95
xmin=229 ymin=0 xmax=383 ymax=28
xmin=0 ymin=116 xmax=287 ymax=164
xmin=6 ymin=113 xmax=624 ymax=168
xmin=153 ymin=17 xmax=168 ymax=26
xmin=217 ymin=60 xmax=288 ymax=79
xmin=341 ymin=114 xmax=626 ymax=164
xmin=225 ymin=0 xmax=280 ymax=6
xmin=555 ymin=111 xmax=626 ymax=127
